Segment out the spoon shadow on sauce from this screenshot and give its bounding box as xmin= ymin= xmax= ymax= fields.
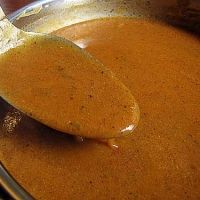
xmin=0 ymin=36 xmax=140 ymax=139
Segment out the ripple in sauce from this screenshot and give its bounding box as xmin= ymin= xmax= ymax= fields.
xmin=0 ymin=36 xmax=139 ymax=139
xmin=0 ymin=18 xmax=200 ymax=200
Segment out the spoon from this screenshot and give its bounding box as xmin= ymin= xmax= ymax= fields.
xmin=0 ymin=7 xmax=140 ymax=139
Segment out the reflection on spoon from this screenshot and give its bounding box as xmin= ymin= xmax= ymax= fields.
xmin=3 ymin=109 xmax=22 ymax=133
xmin=74 ymin=38 xmax=93 ymax=49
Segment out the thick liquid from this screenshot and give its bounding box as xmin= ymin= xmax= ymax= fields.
xmin=0 ymin=36 xmax=139 ymax=139
xmin=0 ymin=18 xmax=200 ymax=200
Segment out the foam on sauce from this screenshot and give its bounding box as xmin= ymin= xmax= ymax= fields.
xmin=0 ymin=18 xmax=200 ymax=200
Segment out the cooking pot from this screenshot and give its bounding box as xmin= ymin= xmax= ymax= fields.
xmin=0 ymin=0 xmax=199 ymax=199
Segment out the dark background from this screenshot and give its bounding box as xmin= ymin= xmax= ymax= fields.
xmin=1 ymin=0 xmax=35 ymax=14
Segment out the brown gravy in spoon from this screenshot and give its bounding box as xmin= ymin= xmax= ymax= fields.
xmin=0 ymin=36 xmax=139 ymax=139
xmin=0 ymin=18 xmax=199 ymax=200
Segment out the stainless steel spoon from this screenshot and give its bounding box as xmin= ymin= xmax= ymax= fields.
xmin=0 ymin=7 xmax=38 ymax=54
xmin=0 ymin=6 xmax=139 ymax=139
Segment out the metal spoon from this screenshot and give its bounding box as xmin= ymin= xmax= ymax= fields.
xmin=0 ymin=7 xmax=139 ymax=139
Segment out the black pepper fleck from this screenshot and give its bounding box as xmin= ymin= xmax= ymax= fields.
xmin=80 ymin=106 xmax=85 ymax=110
xmin=57 ymin=66 xmax=65 ymax=71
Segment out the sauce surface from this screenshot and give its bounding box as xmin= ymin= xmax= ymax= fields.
xmin=0 ymin=36 xmax=139 ymax=138
xmin=0 ymin=18 xmax=200 ymax=200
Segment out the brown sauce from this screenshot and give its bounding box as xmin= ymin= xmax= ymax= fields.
xmin=0 ymin=17 xmax=200 ymax=199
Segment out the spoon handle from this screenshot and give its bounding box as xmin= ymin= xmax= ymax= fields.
xmin=0 ymin=7 xmax=5 ymax=20
xmin=0 ymin=6 xmax=28 ymax=54
xmin=0 ymin=162 xmax=34 ymax=200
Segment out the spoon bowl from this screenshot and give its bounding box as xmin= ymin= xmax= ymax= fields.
xmin=0 ymin=7 xmax=140 ymax=139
